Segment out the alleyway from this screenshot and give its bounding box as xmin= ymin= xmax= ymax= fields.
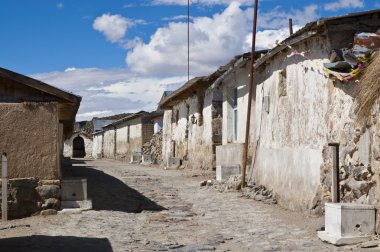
xmin=0 ymin=159 xmax=347 ymax=251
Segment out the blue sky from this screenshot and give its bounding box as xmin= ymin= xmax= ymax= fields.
xmin=0 ymin=0 xmax=379 ymax=120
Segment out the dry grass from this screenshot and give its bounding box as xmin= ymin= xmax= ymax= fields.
xmin=355 ymin=52 xmax=380 ymax=123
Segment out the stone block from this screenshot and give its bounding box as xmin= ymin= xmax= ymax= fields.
xmin=11 ymin=187 xmax=39 ymax=203
xmin=359 ymin=130 xmax=371 ymax=166
xmin=166 ymin=157 xmax=181 ymax=170
xmin=216 ymin=165 xmax=241 ymax=181
xmin=42 ymin=198 xmax=61 ymax=210
xmin=38 ymin=180 xmax=60 ymax=186
xmin=318 ymin=203 xmax=375 ymax=245
xmin=61 ymin=200 xmax=92 ymax=210
xmin=61 ymin=178 xmax=87 ymax=201
xmin=9 ymin=178 xmax=38 ymax=188
xmin=40 ymin=209 xmax=57 ymax=216
xmin=36 ymin=185 xmax=60 ymax=199
xmin=216 ymin=143 xmax=243 ymax=167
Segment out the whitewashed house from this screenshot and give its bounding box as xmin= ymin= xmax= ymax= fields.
xmin=100 ymin=111 xmax=158 ymax=161
xmin=246 ymin=10 xmax=380 ymax=213
xmin=159 ymin=58 xmax=244 ymax=170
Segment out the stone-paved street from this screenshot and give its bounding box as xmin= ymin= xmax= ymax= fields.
xmin=0 ymin=159 xmax=361 ymax=251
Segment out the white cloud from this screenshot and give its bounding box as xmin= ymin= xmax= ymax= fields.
xmin=324 ymin=0 xmax=364 ymax=11
xmin=93 ymin=14 xmax=134 ymax=43
xmin=77 ymin=110 xmax=113 ymax=118
xmin=126 ymin=2 xmax=319 ymax=77
xmin=31 ymin=68 xmax=187 ymax=121
xmin=249 ymin=25 xmax=302 ymax=50
xmin=126 ymin=2 xmax=250 ymax=76
xmin=251 ymin=5 xmax=319 ymax=30
xmin=152 ymin=0 xmax=251 ymax=5
xmin=56 ymin=2 xmax=64 ymax=9
xmin=32 ymin=3 xmax=322 ymax=120
xmin=122 ymin=37 xmax=143 ymax=50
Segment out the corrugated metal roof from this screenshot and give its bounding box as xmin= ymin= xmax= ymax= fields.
xmin=93 ymin=119 xmax=114 ymax=132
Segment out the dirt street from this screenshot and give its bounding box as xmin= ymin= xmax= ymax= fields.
xmin=0 ymin=159 xmax=353 ymax=251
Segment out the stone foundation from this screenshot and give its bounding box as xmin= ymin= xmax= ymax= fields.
xmin=0 ymin=178 xmax=61 ymax=219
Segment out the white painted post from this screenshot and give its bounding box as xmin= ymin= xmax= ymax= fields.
xmin=2 ymin=153 xmax=8 ymax=222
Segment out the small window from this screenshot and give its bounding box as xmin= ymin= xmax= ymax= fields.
xmin=232 ymin=88 xmax=238 ymax=142
xmin=278 ymin=69 xmax=287 ymax=97
xmin=176 ymin=110 xmax=179 ymax=124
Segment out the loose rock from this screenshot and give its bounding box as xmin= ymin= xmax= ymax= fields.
xmin=40 ymin=209 xmax=57 ymax=216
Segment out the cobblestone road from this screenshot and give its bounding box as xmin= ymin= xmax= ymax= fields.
xmin=0 ymin=159 xmax=360 ymax=251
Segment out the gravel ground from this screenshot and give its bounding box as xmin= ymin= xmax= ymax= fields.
xmin=0 ymin=158 xmax=369 ymax=251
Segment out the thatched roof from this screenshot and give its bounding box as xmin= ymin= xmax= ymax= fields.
xmin=355 ymin=52 xmax=380 ymax=123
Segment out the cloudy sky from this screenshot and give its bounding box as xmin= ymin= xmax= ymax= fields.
xmin=0 ymin=0 xmax=378 ymax=120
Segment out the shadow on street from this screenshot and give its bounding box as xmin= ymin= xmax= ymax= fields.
xmin=0 ymin=235 xmax=113 ymax=252
xmin=62 ymin=159 xmax=166 ymax=213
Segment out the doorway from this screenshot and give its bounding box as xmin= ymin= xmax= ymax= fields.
xmin=73 ymin=136 xmax=85 ymax=158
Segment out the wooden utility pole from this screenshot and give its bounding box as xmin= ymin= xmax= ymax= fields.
xmin=241 ymin=0 xmax=259 ymax=187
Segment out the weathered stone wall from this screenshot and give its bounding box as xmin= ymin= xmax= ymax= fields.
xmin=63 ymin=133 xmax=93 ymax=158
xmin=162 ymin=90 xmax=217 ymax=170
xmin=0 ymin=178 xmax=61 ymax=219
xmin=0 ymin=102 xmax=59 ymax=179
xmin=252 ymin=36 xmax=331 ymax=212
xmin=92 ymin=133 xmax=103 ymax=159
xmin=316 ymin=79 xmax=380 ymax=214
xmin=103 ymin=127 xmax=115 ymax=158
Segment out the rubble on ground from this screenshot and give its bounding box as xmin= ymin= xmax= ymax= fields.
xmin=200 ymin=175 xmax=277 ymax=204
xmin=142 ymin=129 xmax=163 ymax=164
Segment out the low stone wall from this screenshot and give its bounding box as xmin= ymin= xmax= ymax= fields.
xmin=1 ymin=178 xmax=61 ymax=219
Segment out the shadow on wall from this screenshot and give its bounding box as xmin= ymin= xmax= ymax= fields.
xmin=0 ymin=235 xmax=113 ymax=252
xmin=62 ymin=161 xmax=166 ymax=213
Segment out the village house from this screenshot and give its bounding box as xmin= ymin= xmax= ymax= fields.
xmin=99 ymin=111 xmax=159 ymax=162
xmin=240 ymin=10 xmax=380 ymax=214
xmin=63 ymin=121 xmax=93 ymax=158
xmin=0 ymin=67 xmax=81 ymax=218
xmin=211 ymin=51 xmax=266 ymax=175
xmin=91 ymin=119 xmax=114 ymax=159
xmin=159 ymin=58 xmax=247 ymax=170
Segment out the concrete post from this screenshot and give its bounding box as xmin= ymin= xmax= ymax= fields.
xmin=2 ymin=153 xmax=8 ymax=221
xmin=328 ymin=143 xmax=340 ymax=203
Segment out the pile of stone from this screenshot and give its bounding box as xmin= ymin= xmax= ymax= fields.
xmin=142 ymin=129 xmax=163 ymax=165
xmin=200 ymin=175 xmax=277 ymax=204
xmin=1 ymin=178 xmax=61 ymax=219
xmin=339 ymin=165 xmax=375 ymax=204
xmin=241 ymin=184 xmax=277 ymax=204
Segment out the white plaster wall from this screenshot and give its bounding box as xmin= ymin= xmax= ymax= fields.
xmin=162 ymin=90 xmax=215 ymax=170
xmin=103 ymin=128 xmax=115 ymax=158
xmin=162 ymin=110 xmax=173 ymax=165
xmin=252 ymin=36 xmax=330 ymax=211
xmin=221 ymin=66 xmax=249 ymax=145
xmin=92 ymin=133 xmax=103 ymax=159
xmin=63 ymin=133 xmax=93 ymax=158
xmin=116 ymin=118 xmax=142 ymax=159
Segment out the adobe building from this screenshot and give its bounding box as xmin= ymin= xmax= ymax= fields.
xmin=0 ymin=67 xmax=81 ymax=218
